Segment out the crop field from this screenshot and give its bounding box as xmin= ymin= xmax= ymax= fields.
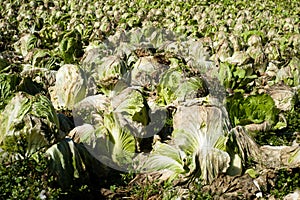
xmin=0 ymin=0 xmax=300 ymax=199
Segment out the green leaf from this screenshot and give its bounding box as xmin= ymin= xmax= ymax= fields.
xmin=59 ymin=30 xmax=83 ymax=63
xmin=74 ymin=114 xmax=136 ymax=170
xmin=227 ymin=93 xmax=278 ymax=126
xmin=245 ymin=168 xmax=259 ymax=178
xmin=233 ymin=67 xmax=246 ymax=79
xmin=46 ymin=139 xmax=86 ymax=188
xmin=143 ymin=142 xmax=186 ymax=176
xmin=157 ymin=69 xmax=208 ymax=105
xmin=0 ymin=92 xmax=59 ymax=157
xmin=219 ymin=62 xmax=233 ymax=89
xmin=0 ymin=73 xmax=21 ymax=111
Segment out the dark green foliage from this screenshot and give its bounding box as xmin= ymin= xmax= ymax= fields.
xmin=0 ymin=92 xmax=60 ymax=157
xmin=18 ymin=76 xmax=44 ymax=95
xmin=270 ymin=168 xmax=300 ymax=198
xmin=255 ymin=99 xmax=300 ymax=146
xmin=254 ymin=131 xmax=296 ymax=146
xmin=285 ymin=106 xmax=300 ymax=133
xmin=187 ymin=180 xmax=213 ymax=200
xmin=0 ymin=152 xmax=61 ymax=200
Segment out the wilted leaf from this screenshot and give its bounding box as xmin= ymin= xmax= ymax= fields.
xmin=131 ymin=56 xmax=169 ymax=87
xmin=46 ymin=139 xmax=87 ymax=188
xmin=0 ymin=73 xmax=21 ymax=110
xmin=0 ymin=92 xmax=59 ymax=157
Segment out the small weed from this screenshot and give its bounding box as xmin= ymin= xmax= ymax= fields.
xmin=270 ymin=168 xmax=300 ymax=198
xmin=187 ymin=179 xmax=213 ymax=200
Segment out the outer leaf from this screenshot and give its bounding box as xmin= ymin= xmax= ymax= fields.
xmin=46 ymin=139 xmax=86 ymax=188
xmin=185 ymin=40 xmax=214 ymax=70
xmin=112 ymin=87 xmax=150 ymax=137
xmin=268 ymin=86 xmax=296 ymax=111
xmin=143 ymin=142 xmax=187 ymax=176
xmin=158 ymin=69 xmax=208 ymax=105
xmin=195 ymin=148 xmax=230 ymax=184
xmin=225 ymin=51 xmax=250 ymax=65
xmin=0 ymin=73 xmax=21 ymax=111
xmin=143 ymin=102 xmax=230 ymax=184
xmin=72 ymin=94 xmax=111 ymax=126
xmin=74 ymin=114 xmax=136 ymax=171
xmin=14 ymin=34 xmax=38 ymax=57
xmin=59 ymin=30 xmax=83 ymax=63
xmin=173 ymin=104 xmax=230 ymax=184
xmin=0 ymin=92 xmax=59 ymax=157
xmin=157 ymin=69 xmax=182 ymax=105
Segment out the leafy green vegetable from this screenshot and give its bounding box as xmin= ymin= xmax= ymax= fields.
xmin=72 ymin=94 xmax=111 ymax=126
xmin=131 ymin=56 xmax=169 ymax=88
xmin=1 ymin=0 xmax=300 ymax=197
xmin=14 ymin=33 xmax=39 ymax=57
xmin=49 ymin=64 xmax=88 ymax=110
xmin=143 ymin=101 xmax=231 ymax=184
xmin=59 ymin=30 xmax=84 ymax=63
xmin=31 ymin=49 xmax=60 ymax=70
xmin=112 ymin=87 xmax=150 ymax=137
xmin=77 ymin=114 xmax=136 ymax=171
xmin=173 ymin=104 xmax=230 ymax=184
xmin=275 ymin=57 xmax=300 ymax=87
xmin=157 ymin=69 xmax=208 ymax=105
xmin=227 ymin=93 xmax=278 ymax=127
xmin=142 ymin=142 xmax=187 ymax=181
xmin=219 ymin=62 xmax=257 ymax=92
xmin=94 ymin=55 xmax=127 ymax=94
xmin=0 ymin=92 xmax=59 ymax=157
xmin=46 ymin=138 xmax=87 ymax=188
xmin=0 ymin=73 xmax=21 ymax=110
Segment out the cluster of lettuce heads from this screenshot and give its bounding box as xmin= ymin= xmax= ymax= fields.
xmin=0 ymin=0 xmax=300 ymax=194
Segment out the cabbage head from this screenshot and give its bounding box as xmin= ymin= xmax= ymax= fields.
xmin=83 ymin=55 xmax=128 ymax=95
xmin=49 ymin=64 xmax=87 ymax=110
xmin=157 ymin=69 xmax=209 ymax=105
xmin=71 ymin=115 xmax=136 ymax=171
xmin=59 ymin=30 xmax=83 ymax=63
xmin=143 ymin=101 xmax=230 ymax=184
xmin=130 ymin=56 xmax=169 ymax=88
